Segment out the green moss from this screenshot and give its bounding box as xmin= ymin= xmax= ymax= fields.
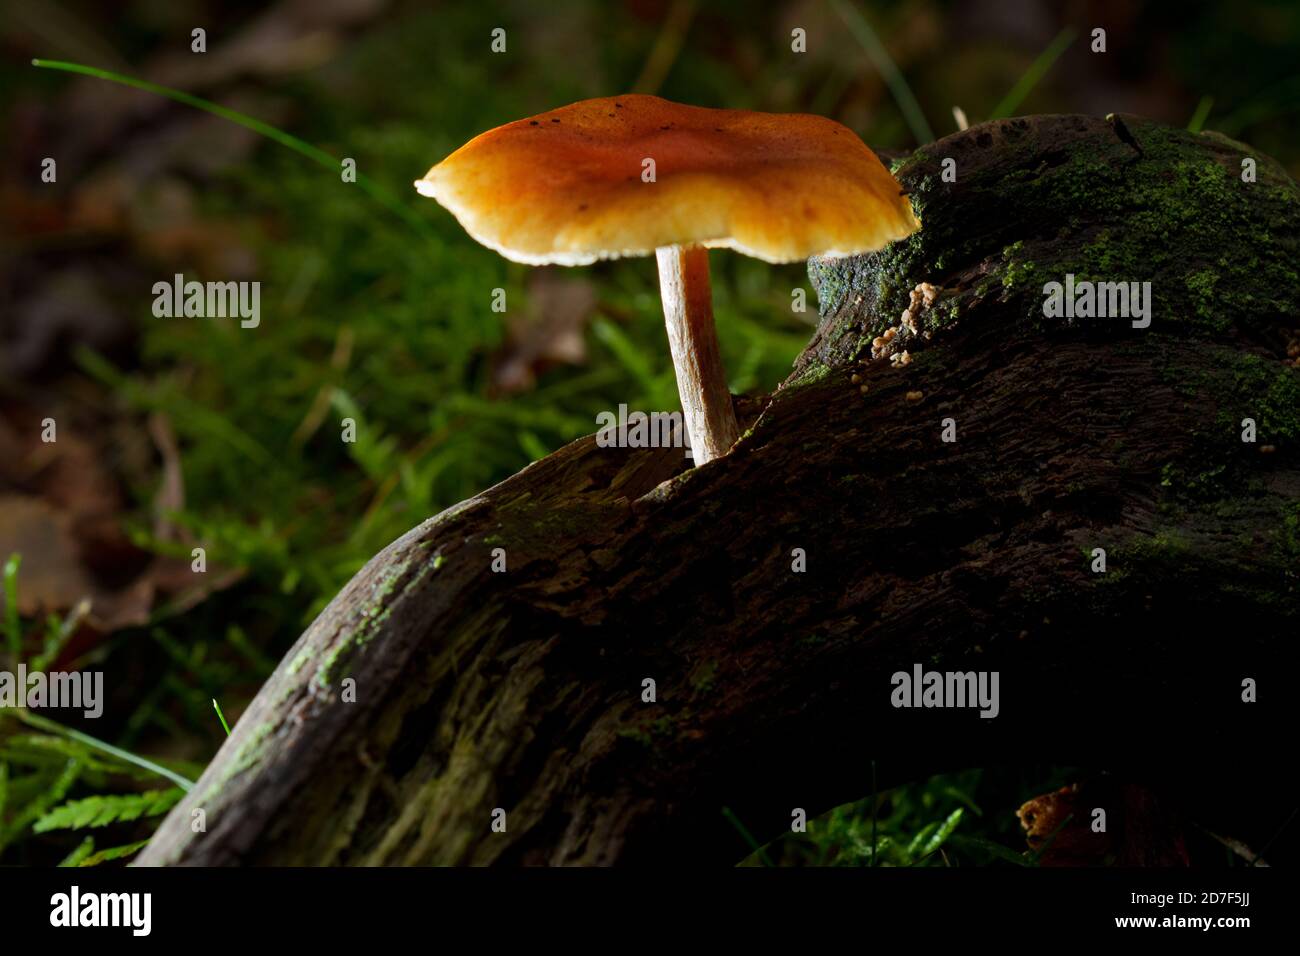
xmin=494 ymin=495 xmax=606 ymax=551
xmin=1277 ymin=503 xmax=1300 ymax=563
xmin=617 ymin=705 xmax=696 ymax=751
xmin=1101 ymin=519 xmax=1297 ymax=617
xmin=808 ymin=116 xmax=1300 ymax=362
xmin=313 ymin=554 xmax=437 ymax=690
xmin=806 ymin=257 xmax=848 ymax=316
xmin=1146 ymin=342 xmax=1298 ymax=510
xmin=1184 ymin=269 xmax=1220 ymax=323
xmin=1199 ymin=349 xmax=1300 ymax=443
xmin=1000 ymin=240 xmax=1040 ymax=291
xmin=785 ymin=360 xmax=834 ymax=390
xmin=617 ymin=726 xmax=654 ymax=748
xmin=287 ymin=644 xmax=315 ymax=676
xmin=1107 ymin=529 xmax=1195 ymax=576
xmin=194 ymin=716 xmax=276 ymax=807
xmin=1160 ymin=460 xmax=1229 ymax=500
xmin=689 ymin=660 xmax=718 ymax=694
xmin=651 ymin=715 xmax=678 ymax=736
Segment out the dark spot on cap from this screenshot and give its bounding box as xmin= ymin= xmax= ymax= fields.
xmin=660 ymin=125 xmax=670 ymax=130
xmin=552 ymin=118 xmax=561 ymax=124
xmin=714 ymin=127 xmax=723 ymax=132
xmin=578 ymin=203 xmax=588 ymax=211
xmin=529 ymin=120 xmax=539 ymax=126
xmin=608 ymin=112 xmax=614 ymax=117
xmin=615 ymin=102 xmax=623 ymax=108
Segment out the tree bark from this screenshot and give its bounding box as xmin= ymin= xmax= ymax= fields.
xmin=139 ymin=114 xmax=1300 ymax=867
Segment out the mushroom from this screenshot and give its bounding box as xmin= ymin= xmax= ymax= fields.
xmin=415 ymin=94 xmax=919 ymax=464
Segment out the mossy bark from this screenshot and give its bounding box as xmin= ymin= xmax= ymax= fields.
xmin=140 ymin=115 xmax=1299 ymax=867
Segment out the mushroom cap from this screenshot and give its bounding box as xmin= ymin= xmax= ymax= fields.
xmin=415 ymin=94 xmax=919 ymax=266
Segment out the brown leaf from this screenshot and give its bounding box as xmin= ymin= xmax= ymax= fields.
xmin=0 ymin=495 xmax=152 ymax=632
xmin=0 ymin=403 xmax=240 ymax=641
xmin=492 ymin=268 xmax=597 ymax=394
xmin=1 ymin=268 xmax=133 ymax=379
xmin=1017 ymin=779 xmax=1190 ymax=866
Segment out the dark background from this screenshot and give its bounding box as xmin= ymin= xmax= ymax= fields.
xmin=1 ymin=0 xmax=1297 ymax=866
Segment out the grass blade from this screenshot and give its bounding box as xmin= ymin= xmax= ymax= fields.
xmin=870 ymin=759 xmax=878 ymax=867
xmin=1027 ymin=811 xmax=1074 ymax=865
xmin=57 ymin=836 xmax=96 ymax=867
xmin=30 ymin=58 xmax=432 ymax=240
xmin=829 ymin=0 xmax=934 ymax=144
xmin=952 ymin=835 xmax=1033 ymax=866
xmin=3 ymin=553 xmax=20 ymax=661
xmin=722 ymin=806 xmax=775 ymax=867
xmin=1187 ymin=95 xmax=1214 ymax=133
xmin=80 ymin=839 xmax=151 ymax=867
xmin=989 ymin=27 xmax=1076 ymax=120
xmin=14 ymin=710 xmax=195 ymax=792
xmin=213 ymin=698 xmax=232 ymax=737
xmin=911 ymin=807 xmax=964 ymax=864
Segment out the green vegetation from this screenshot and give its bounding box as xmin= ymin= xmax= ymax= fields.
xmin=0 ymin=562 xmax=199 ymax=864
xmin=5 ymin=7 xmax=817 ymax=863
xmin=3 ymin=0 xmax=1298 ymax=867
xmin=813 ymin=119 xmax=1300 ymax=350
xmin=739 ymin=769 xmax=1072 ymax=867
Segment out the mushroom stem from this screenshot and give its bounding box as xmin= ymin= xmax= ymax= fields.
xmin=655 ymin=244 xmax=740 ymax=465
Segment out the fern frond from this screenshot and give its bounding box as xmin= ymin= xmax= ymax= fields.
xmin=0 ymin=758 xmax=82 ymax=854
xmin=58 ymin=836 xmax=95 ymax=867
xmin=79 ymin=839 xmax=151 ymax=867
xmin=33 ymin=788 xmax=183 ymax=833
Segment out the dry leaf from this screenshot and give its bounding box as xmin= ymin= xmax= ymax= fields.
xmin=1017 ymin=779 xmax=1190 ymax=866
xmin=0 ymin=404 xmax=241 ymax=645
xmin=492 ymin=268 xmax=597 ymax=394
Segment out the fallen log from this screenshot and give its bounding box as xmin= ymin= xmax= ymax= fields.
xmin=139 ymin=114 xmax=1300 ymax=866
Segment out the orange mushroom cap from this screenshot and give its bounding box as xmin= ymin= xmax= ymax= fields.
xmin=415 ymin=94 xmax=920 ymax=266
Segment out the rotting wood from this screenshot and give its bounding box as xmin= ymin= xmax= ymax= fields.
xmin=140 ymin=114 xmax=1300 ymax=867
